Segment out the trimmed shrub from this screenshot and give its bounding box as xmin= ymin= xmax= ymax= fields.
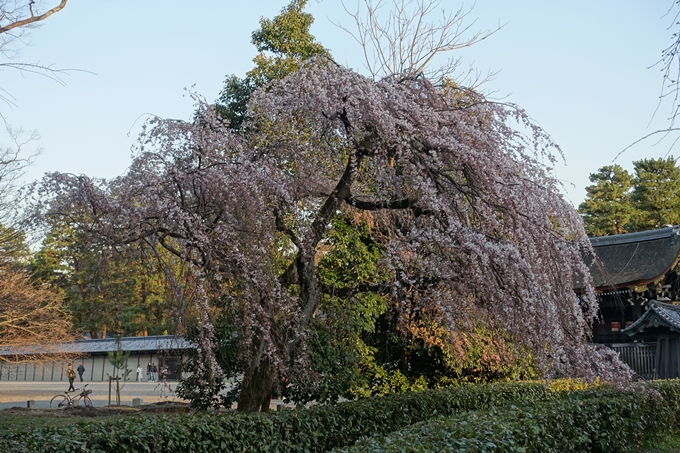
xmin=336 ymin=389 xmax=651 ymax=452
xmin=0 ymin=382 xmax=552 ymax=453
xmin=272 ymin=381 xmax=552 ymax=452
xmin=1 ymin=380 xmax=678 ymax=453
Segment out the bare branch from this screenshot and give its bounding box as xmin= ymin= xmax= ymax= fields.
xmin=625 ymin=0 xmax=680 ymax=158
xmin=334 ymin=0 xmax=502 ymax=81
xmin=614 ymin=127 xmax=680 ymax=161
xmin=0 ymin=0 xmax=67 ymax=35
xmin=0 ymin=269 xmax=73 ymax=364
xmin=346 ymin=193 xmax=419 ymax=210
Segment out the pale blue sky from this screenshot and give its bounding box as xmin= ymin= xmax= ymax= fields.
xmin=1 ymin=0 xmax=674 ymax=205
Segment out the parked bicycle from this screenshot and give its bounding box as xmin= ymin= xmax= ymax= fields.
xmin=50 ymin=384 xmax=93 ymax=408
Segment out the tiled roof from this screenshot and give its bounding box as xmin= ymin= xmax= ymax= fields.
xmin=623 ymin=300 xmax=680 ymax=335
xmin=0 ymin=335 xmax=192 ymax=356
xmin=587 ymin=226 xmax=680 ymax=289
xmin=590 ymin=226 xmax=679 ymax=246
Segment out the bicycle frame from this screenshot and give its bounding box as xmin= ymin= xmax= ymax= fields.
xmin=50 ymin=384 xmax=93 ymax=409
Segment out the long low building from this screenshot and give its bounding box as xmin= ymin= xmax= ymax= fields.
xmin=0 ymin=335 xmax=192 ymax=382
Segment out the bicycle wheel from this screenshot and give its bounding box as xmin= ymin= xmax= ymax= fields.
xmin=82 ymin=396 xmax=93 ymax=408
xmin=50 ymin=395 xmax=69 ymax=409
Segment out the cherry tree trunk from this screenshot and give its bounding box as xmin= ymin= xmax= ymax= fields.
xmin=237 ymin=355 xmax=275 ymax=412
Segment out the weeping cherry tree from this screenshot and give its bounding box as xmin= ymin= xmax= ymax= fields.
xmin=32 ymin=55 xmax=633 ymax=410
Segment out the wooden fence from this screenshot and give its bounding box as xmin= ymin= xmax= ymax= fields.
xmin=610 ymin=343 xmax=657 ymax=380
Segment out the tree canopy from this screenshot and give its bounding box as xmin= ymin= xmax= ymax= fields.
xmin=578 ymin=165 xmax=634 ymax=236
xmin=630 ymin=156 xmax=680 ymax=230
xmin=33 ymin=52 xmax=632 ymax=409
xmin=30 ymin=222 xmax=182 ymax=339
xmin=579 ymin=157 xmax=680 ymax=236
xmin=217 ymin=0 xmax=328 ymax=131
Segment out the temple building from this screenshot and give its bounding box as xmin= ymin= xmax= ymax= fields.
xmin=584 ymin=225 xmax=680 ymax=378
xmin=587 ymin=226 xmax=680 ymax=344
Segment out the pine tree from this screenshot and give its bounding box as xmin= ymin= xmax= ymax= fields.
xmin=578 ymin=165 xmax=634 ymax=236
xmin=630 ymin=157 xmax=680 ymax=231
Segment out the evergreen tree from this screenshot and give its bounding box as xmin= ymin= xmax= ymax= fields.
xmin=31 ymin=221 xmax=180 ymax=338
xmin=578 ymin=165 xmax=634 ymax=236
xmin=216 ymin=0 xmax=328 ymax=131
xmin=630 ymin=157 xmax=680 ymax=231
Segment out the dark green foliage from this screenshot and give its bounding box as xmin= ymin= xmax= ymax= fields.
xmin=290 ymin=212 xmax=398 ymax=403
xmin=578 ymin=164 xmax=634 ymax=236
xmin=580 ymin=157 xmax=680 ymax=236
xmin=106 ymin=345 xmax=131 ymax=371
xmin=342 ymin=380 xmax=680 ymax=453
xmin=271 ymin=382 xmax=553 ymax=452
xmin=0 ymin=380 xmax=680 ymax=453
xmin=4 ymin=380 xmax=680 ymax=452
xmin=630 ymin=157 xmax=680 ymax=230
xmin=6 ymin=378 xmax=669 ymax=453
xmin=0 ymin=381 xmax=552 ymax=452
xmin=1 ymin=413 xmax=278 ymax=453
xmin=12 ymin=380 xmax=676 ymax=453
xmin=174 ymin=325 xmax=231 ymax=410
xmin=217 ymin=0 xmax=328 ymax=131
xmin=0 ymin=223 xmax=30 ymax=267
xmin=362 ymin=311 xmax=538 ymax=391
xmin=299 ymin=213 xmax=537 ymax=404
xmin=216 ymin=75 xmax=257 ymax=133
xmin=643 ymin=429 xmax=680 ymax=453
xmin=30 ymin=222 xmax=178 ymax=338
xmin=338 ymin=389 xmax=649 ymax=452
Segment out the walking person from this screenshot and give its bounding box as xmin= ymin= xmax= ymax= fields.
xmin=147 ymin=362 xmax=152 ymax=381
xmin=77 ymin=363 xmax=85 ymax=382
xmin=136 ymin=365 xmax=143 ymax=382
xmin=66 ymin=363 xmax=76 ymax=392
xmin=151 ymin=362 xmax=157 ymax=382
xmin=160 ymin=365 xmax=170 ymax=381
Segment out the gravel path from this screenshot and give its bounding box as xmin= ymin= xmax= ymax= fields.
xmin=0 ymin=381 xmax=290 ymax=410
xmin=0 ymin=380 xmax=185 ymax=409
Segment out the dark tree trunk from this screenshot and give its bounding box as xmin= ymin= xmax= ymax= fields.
xmin=260 ymin=393 xmax=272 ymax=413
xmin=236 ymin=153 xmax=361 ymax=412
xmin=237 ymin=355 xmax=275 ymax=412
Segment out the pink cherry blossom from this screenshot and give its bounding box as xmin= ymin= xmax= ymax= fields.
xmin=31 ymin=58 xmax=632 ymax=410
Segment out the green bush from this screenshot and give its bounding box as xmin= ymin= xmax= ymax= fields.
xmin=1 ymin=380 xmax=678 ymax=453
xmin=271 ymin=381 xmax=552 ymax=452
xmin=336 ymin=388 xmax=651 ymax=452
xmin=0 ymin=382 xmax=551 ymax=453
xmin=642 ymin=379 xmax=680 ymax=447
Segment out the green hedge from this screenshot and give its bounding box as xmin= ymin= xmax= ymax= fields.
xmin=335 ymin=388 xmax=652 ymax=452
xmin=272 ymin=382 xmax=552 ymax=452
xmin=0 ymin=382 xmax=552 ymax=453
xmin=1 ymin=380 xmax=678 ymax=453
xmin=336 ymin=380 xmax=680 ymax=452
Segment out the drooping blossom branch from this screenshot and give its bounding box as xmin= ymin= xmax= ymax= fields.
xmin=30 ymin=58 xmax=633 ymax=410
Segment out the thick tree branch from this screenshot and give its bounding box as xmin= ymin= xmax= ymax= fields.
xmin=274 ymin=208 xmax=301 ymax=250
xmin=0 ymin=0 xmax=67 ymax=34
xmin=309 ymin=153 xmax=361 ymax=249
xmin=345 ymin=193 xmax=419 ymax=210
